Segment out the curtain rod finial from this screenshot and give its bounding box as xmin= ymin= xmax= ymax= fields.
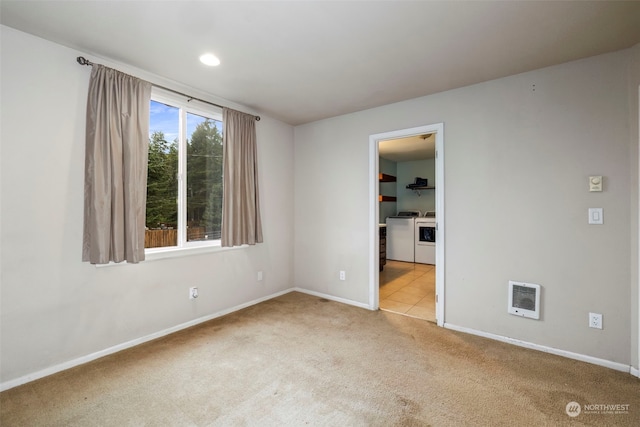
xmin=77 ymin=56 xmax=93 ymax=66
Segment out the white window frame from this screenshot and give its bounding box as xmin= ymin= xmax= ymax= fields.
xmin=145 ymin=88 xmax=225 ymax=258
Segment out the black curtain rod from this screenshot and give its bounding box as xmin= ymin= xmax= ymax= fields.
xmin=76 ymin=56 xmax=260 ymax=121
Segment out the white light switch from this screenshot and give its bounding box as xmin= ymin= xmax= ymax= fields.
xmin=588 ymin=208 xmax=603 ymax=225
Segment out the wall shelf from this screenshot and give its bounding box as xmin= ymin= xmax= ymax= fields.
xmin=379 ymin=173 xmax=397 ymax=202
xmin=406 ymin=185 xmax=435 ymax=190
xmin=379 ymin=173 xmax=396 ymax=183
xmin=406 ymin=185 xmax=435 ymax=197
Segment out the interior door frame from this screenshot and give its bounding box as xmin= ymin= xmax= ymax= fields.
xmin=637 ymin=85 xmax=640 ymax=378
xmin=368 ymin=123 xmax=445 ymax=326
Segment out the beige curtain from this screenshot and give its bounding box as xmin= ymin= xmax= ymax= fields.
xmin=221 ymin=108 xmax=263 ymax=247
xmin=82 ymin=65 xmax=152 ymax=264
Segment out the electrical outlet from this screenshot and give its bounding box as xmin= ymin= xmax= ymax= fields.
xmin=339 ymin=271 xmax=346 ymax=281
xmin=189 ymin=287 xmax=198 ymax=300
xmin=257 ymin=271 xmax=263 ymax=281
xmin=589 ymin=312 xmax=602 ymax=329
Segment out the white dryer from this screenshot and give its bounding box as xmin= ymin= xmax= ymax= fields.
xmin=415 ymin=212 xmax=436 ymax=265
xmin=386 ymin=210 xmax=420 ymax=263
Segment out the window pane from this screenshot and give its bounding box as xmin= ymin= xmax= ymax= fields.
xmin=146 ymin=100 xmax=179 ymax=248
xmin=186 ymin=112 xmax=223 ymax=242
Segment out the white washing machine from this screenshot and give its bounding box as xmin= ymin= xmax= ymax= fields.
xmin=415 ymin=212 xmax=436 ymax=265
xmin=386 ymin=210 xmax=421 ymax=263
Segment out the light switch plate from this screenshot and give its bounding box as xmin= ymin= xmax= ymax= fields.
xmin=589 ymin=176 xmax=603 ymax=192
xmin=588 ymin=208 xmax=603 ymax=225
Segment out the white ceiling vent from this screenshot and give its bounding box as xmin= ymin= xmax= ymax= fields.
xmin=508 ymin=281 xmax=541 ymax=320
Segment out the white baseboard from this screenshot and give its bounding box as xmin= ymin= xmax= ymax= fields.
xmin=293 ymin=287 xmax=371 ymax=310
xmin=444 ymin=323 xmax=632 ymax=374
xmin=0 ymin=288 xmax=295 ymax=392
xmin=7 ymin=291 xmax=631 ymax=392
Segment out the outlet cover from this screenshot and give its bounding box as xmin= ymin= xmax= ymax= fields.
xmin=589 ymin=312 xmax=602 ymax=329
xmin=189 ymin=287 xmax=198 ymax=300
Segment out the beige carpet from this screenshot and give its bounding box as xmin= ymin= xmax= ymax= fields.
xmin=1 ymin=292 xmax=639 ymax=426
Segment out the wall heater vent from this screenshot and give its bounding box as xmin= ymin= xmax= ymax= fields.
xmin=508 ymin=281 xmax=541 ymax=320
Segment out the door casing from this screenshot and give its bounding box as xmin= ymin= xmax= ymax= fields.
xmin=368 ymin=123 xmax=445 ymax=326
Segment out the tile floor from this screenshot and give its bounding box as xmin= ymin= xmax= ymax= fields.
xmin=379 ymin=260 xmax=436 ymax=322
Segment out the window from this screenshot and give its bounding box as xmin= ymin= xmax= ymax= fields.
xmin=145 ymin=90 xmax=224 ymax=251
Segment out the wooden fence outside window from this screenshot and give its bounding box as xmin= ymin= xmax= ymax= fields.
xmin=144 ymin=227 xmax=210 ymax=248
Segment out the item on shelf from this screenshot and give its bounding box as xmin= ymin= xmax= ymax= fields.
xmin=407 ymin=177 xmax=428 ymax=188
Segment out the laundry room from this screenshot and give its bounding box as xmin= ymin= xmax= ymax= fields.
xmin=378 ymin=134 xmax=437 ymax=321
xmin=378 ymin=134 xmax=436 ymax=219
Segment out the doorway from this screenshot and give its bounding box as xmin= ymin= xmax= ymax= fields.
xmin=379 ymin=260 xmax=437 ymax=320
xmin=368 ymin=124 xmax=445 ymax=326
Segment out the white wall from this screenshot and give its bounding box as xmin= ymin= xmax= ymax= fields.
xmin=0 ymin=26 xmax=295 ymax=385
xmin=396 ymin=159 xmax=436 ymax=214
xmin=294 ymin=48 xmax=638 ymax=366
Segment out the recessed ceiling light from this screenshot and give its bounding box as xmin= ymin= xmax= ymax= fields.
xmin=199 ymin=53 xmax=220 ymax=67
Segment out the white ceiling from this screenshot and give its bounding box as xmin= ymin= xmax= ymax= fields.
xmin=379 ymin=134 xmax=435 ymax=162
xmin=2 ymin=1 xmax=639 ymax=126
